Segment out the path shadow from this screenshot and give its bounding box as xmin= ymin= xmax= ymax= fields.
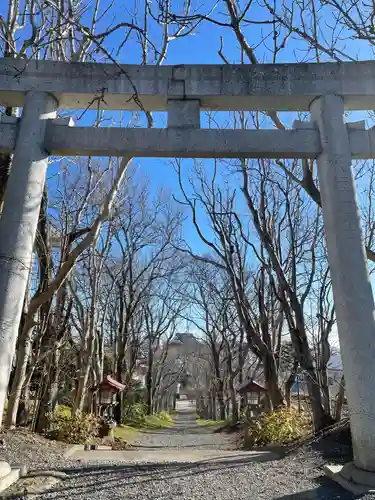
xmin=136 ymin=425 xmax=223 ymax=435
xmin=41 ymin=455 xmax=278 ymax=498
xmin=274 ymin=476 xmax=359 ymax=500
xmin=131 ymin=443 xmax=231 ymax=450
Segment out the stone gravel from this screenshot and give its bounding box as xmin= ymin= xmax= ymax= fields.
xmin=0 ymin=428 xmax=74 ymax=471
xmin=30 ymin=450 xmax=375 ymax=500
xmin=3 ymin=411 xmax=375 ymax=500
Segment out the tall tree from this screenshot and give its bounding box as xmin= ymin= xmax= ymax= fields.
xmin=176 ymin=159 xmax=285 ymax=409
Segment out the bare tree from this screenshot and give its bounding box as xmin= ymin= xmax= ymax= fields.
xmin=175 ymin=159 xmax=285 ymax=409
xmin=69 ymin=225 xmax=113 ymax=415
xmin=4 ymin=157 xmax=131 ymax=427
xmin=144 ymin=278 xmax=186 ymax=415
xmin=186 ymin=260 xmax=251 ymax=421
xmin=0 ymin=0 xmax=195 ymax=427
xmin=237 ymin=153 xmax=334 ymax=429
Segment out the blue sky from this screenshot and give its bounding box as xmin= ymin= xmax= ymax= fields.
xmin=2 ymin=0 xmax=375 ymax=287
xmin=43 ymin=0 xmax=373 ymax=238
xmin=70 ymin=0 xmax=373 ymax=256
xmin=2 ymin=0 xmax=374 ymax=255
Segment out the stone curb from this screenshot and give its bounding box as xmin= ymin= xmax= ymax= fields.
xmin=26 ymin=470 xmax=68 ymax=479
xmin=64 ymin=443 xmax=113 ymax=457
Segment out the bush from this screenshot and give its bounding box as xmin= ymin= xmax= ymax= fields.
xmin=54 ymin=405 xmax=72 ymax=418
xmin=245 ymin=408 xmax=310 ymax=447
xmin=157 ymin=411 xmax=173 ymax=423
xmin=239 ymin=406 xmax=248 ymax=422
xmin=46 ymin=409 xmax=100 ymax=444
xmin=123 ymin=403 xmax=147 ymax=425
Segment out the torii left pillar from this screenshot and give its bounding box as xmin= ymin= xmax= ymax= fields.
xmin=0 ymin=91 xmax=58 ymax=442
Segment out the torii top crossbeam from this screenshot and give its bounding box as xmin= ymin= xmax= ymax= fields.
xmin=0 ymin=58 xmax=375 ymax=111
xmin=1 ymin=57 xmax=375 ymax=160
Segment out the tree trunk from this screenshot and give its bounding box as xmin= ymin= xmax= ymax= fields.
xmin=49 ymin=348 xmax=61 ymax=411
xmin=146 ymin=372 xmax=153 ymax=415
xmin=305 ymin=370 xmax=334 ymax=431
xmin=216 ymin=379 xmax=226 ymax=420
xmin=72 ymin=325 xmax=95 ymax=415
xmin=211 ymin=389 xmax=217 ymax=420
xmin=207 ymin=392 xmax=213 ymax=419
xmin=334 ymin=375 xmax=345 ymax=421
xmin=146 ymin=345 xmax=153 ymax=415
xmin=73 ymin=364 xmax=91 ymax=414
xmin=114 ymin=351 xmax=125 ymax=423
xmin=284 ymin=360 xmax=298 ymax=408
xmin=306 ymin=374 xmax=324 ymax=429
xmin=291 ymin=326 xmax=332 ymax=430
xmin=35 ymin=348 xmax=62 ymax=432
xmin=116 ymin=343 xmax=125 ymax=383
xmin=238 ymin=364 xmax=246 ymax=414
xmin=5 ymin=328 xmax=33 ymax=428
xmin=263 ymin=351 xmax=284 ymax=409
xmin=23 ymin=368 xmax=33 ymax=410
xmin=320 ymin=368 xmax=330 ymax=414
xmin=229 ymin=378 xmax=239 ymax=423
xmin=212 ymin=350 xmax=226 ymax=420
xmin=93 ymin=330 xmax=104 ymax=385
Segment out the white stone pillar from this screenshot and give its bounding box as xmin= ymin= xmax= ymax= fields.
xmin=311 ymin=94 xmax=375 ymax=484
xmin=0 ymin=91 xmax=57 ymax=428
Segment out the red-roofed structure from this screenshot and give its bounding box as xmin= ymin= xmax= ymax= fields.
xmin=91 ymin=374 xmax=126 ymax=393
xmin=236 ymin=380 xmax=266 ymax=395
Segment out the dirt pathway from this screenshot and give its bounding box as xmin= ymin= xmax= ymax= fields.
xmin=130 ymin=408 xmax=238 ymax=451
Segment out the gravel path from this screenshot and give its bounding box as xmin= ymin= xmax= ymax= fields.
xmin=0 ymin=428 xmax=73 ymax=471
xmin=130 ymin=408 xmax=238 ymax=450
xmin=28 ymin=448 xmax=375 ymax=500
xmin=3 ymin=410 xmax=375 ymax=499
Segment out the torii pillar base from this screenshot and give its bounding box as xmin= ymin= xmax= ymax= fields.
xmin=0 ymin=461 xmax=23 ymax=494
xmin=324 ymin=463 xmax=375 ymax=495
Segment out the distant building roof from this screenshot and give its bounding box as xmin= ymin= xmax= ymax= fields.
xmin=169 ymin=340 xmax=183 ymax=347
xmin=176 ymin=332 xmax=198 ymax=342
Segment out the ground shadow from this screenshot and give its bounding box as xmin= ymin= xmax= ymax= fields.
xmin=309 ymin=429 xmax=353 ymax=465
xmin=284 ymin=419 xmax=353 ymax=465
xmin=131 ymin=443 xmax=230 ymax=449
xmin=275 ymin=476 xmax=361 ymax=500
xmin=136 ymin=425 xmax=224 ymax=435
xmin=39 ymin=455 xmax=278 ymax=498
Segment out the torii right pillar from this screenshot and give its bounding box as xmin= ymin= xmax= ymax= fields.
xmin=311 ymin=93 xmax=375 ymax=493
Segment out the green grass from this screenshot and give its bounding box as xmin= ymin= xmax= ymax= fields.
xmin=196 ymin=418 xmax=227 ymax=426
xmin=123 ymin=412 xmax=174 ymax=430
xmin=114 ymin=412 xmax=174 ymax=444
xmin=113 ymin=424 xmax=138 ymax=440
xmin=144 ymin=414 xmax=174 ymax=428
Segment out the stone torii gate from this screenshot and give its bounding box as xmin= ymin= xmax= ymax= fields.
xmin=1 ymin=58 xmax=375 ymax=491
